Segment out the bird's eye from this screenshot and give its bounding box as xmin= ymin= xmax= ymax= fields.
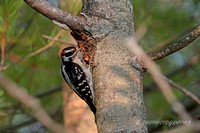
xmin=61 ymin=47 xmax=76 ymax=57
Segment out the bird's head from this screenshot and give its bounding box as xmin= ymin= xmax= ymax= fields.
xmin=61 ymin=46 xmax=81 ymax=62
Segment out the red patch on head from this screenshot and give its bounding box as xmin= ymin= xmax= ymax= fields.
xmin=61 ymin=50 xmax=65 ymax=55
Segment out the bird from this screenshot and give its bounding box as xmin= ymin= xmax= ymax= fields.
xmin=60 ymin=46 xmax=96 ymax=114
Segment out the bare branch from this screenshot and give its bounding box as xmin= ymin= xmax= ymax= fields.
xmin=163 ymin=76 xmax=200 ymax=105
xmin=35 ymin=86 xmax=61 ymax=98
xmin=24 ymin=0 xmax=86 ymax=31
xmin=0 ymin=86 xmax=62 ymax=132
xmin=147 ymin=27 xmax=194 ymax=52
xmin=0 ymin=73 xmax=69 ymax=133
xmin=0 ymin=118 xmax=37 ymax=132
xmin=0 ymin=35 xmax=5 ymax=71
xmin=0 ymin=109 xmax=63 ymax=132
xmin=149 ymin=25 xmax=200 ymax=61
xmin=144 ymin=54 xmax=200 ymax=92
xmin=167 ymin=54 xmax=200 ymax=77
xmin=135 ymin=22 xmax=147 ymax=41
xmin=127 ymin=37 xmax=192 ymax=120
xmin=2 ymin=30 xmax=64 ymax=71
xmin=42 ymin=34 xmax=75 ymax=46
xmin=0 ymin=14 xmax=8 ymax=71
xmin=19 ymin=31 xmax=63 ymax=61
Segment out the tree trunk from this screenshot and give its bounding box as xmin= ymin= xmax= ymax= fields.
xmin=81 ymin=0 xmax=147 ymax=132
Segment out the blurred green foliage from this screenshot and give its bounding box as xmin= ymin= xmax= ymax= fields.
xmin=0 ymin=0 xmax=200 ymax=132
xmin=134 ymin=0 xmax=200 ymax=131
xmin=0 ymin=0 xmax=81 ymax=132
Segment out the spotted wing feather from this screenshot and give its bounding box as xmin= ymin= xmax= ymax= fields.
xmin=61 ymin=62 xmax=96 ymax=114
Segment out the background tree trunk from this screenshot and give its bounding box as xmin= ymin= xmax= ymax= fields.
xmin=62 ymin=82 xmax=97 ymax=133
xmin=81 ymin=0 xmax=147 ymax=132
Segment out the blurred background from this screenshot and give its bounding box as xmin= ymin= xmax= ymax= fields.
xmin=0 ymin=0 xmax=199 ymax=132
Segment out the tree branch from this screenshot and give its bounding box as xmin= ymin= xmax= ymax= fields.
xmin=1 ymin=86 xmax=61 ymax=111
xmin=163 ymin=76 xmax=200 ymax=105
xmin=42 ymin=34 xmax=75 ymax=46
xmin=0 ymin=109 xmax=63 ymax=132
xmin=149 ymin=25 xmax=200 ymax=61
xmin=0 ymin=73 xmax=69 ymax=133
xmin=0 ymin=35 xmax=6 ymax=71
xmin=0 ymin=14 xmax=8 ymax=71
xmin=0 ymin=86 xmax=62 ymax=132
xmin=24 ymin=0 xmax=86 ymax=31
xmin=34 ymin=86 xmax=61 ymax=98
xmin=127 ymin=37 xmax=192 ymax=120
xmin=2 ymin=30 xmax=64 ymax=71
xmin=144 ymin=54 xmax=200 ymax=92
xmin=147 ymin=26 xmax=195 ymax=52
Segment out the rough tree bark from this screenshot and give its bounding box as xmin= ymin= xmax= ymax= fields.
xmin=80 ymin=0 xmax=147 ymax=132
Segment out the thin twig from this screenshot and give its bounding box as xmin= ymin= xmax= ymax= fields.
xmin=2 ymin=30 xmax=64 ymax=71
xmin=2 ymin=86 xmax=62 ymax=111
xmin=144 ymin=54 xmax=200 ymax=92
xmin=0 ymin=86 xmax=62 ymax=131
xmin=135 ymin=22 xmax=147 ymax=41
xmin=163 ymin=76 xmax=200 ymax=105
xmin=127 ymin=37 xmax=192 ymax=120
xmin=0 ymin=15 xmax=8 ymax=71
xmin=167 ymin=54 xmax=200 ymax=77
xmin=128 ymin=37 xmax=199 ymax=132
xmin=149 ymin=25 xmax=200 ymax=61
xmin=0 ymin=73 xmax=69 ymax=133
xmin=6 ymin=14 xmax=37 ymax=52
xmin=0 ymin=36 xmax=5 ymax=71
xmin=148 ymin=33 xmax=184 ymax=53
xmin=42 ymin=34 xmax=75 ymax=46
xmin=148 ymin=26 xmax=195 ymax=53
xmin=0 ymin=108 xmax=63 ymax=132
xmin=24 ymin=0 xmax=86 ymax=31
xmin=35 ymin=86 xmax=61 ymax=98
